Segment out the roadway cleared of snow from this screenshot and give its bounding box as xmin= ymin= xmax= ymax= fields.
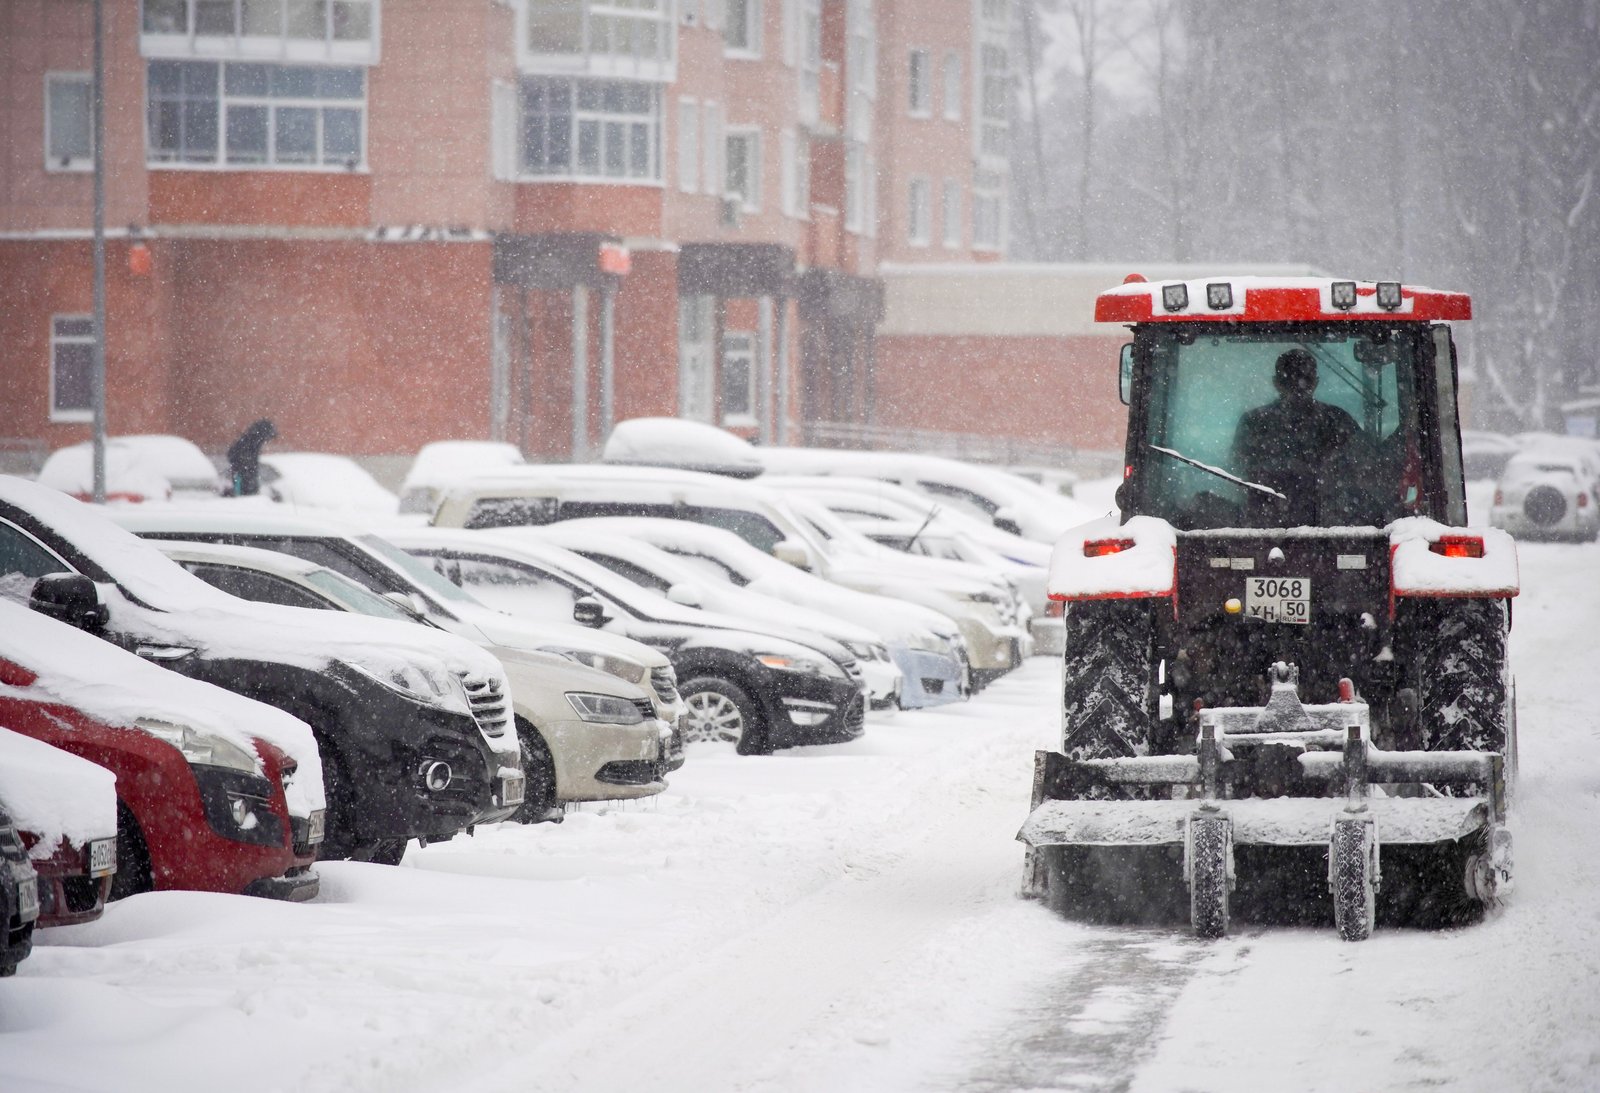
xmin=1 ymin=541 xmax=1594 ymax=1092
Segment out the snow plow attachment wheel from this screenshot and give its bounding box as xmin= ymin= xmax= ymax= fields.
xmin=1330 ymin=816 xmax=1378 ymax=942
xmin=1186 ymin=813 xmax=1232 ymax=939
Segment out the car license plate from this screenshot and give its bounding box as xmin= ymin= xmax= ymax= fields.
xmin=1245 ymin=576 xmax=1311 ymax=624
xmin=87 ymin=837 xmax=116 ymax=878
xmin=501 ymin=772 xmax=526 ymax=807
xmin=15 ymin=875 xmax=39 ymax=924
xmin=307 ymin=809 xmax=326 ymax=846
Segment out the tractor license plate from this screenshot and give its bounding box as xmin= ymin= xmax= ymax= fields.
xmin=1245 ymin=576 xmax=1311 ymax=624
xmin=87 ymin=837 xmax=116 ymax=878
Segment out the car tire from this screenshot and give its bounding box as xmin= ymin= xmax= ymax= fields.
xmin=109 ymin=801 xmax=153 ymax=901
xmin=680 ymin=676 xmax=770 ymax=755
xmin=362 ymin=839 xmax=409 ymax=866
xmin=316 ymin=747 xmax=367 ymax=860
xmin=1523 ymin=484 xmax=1567 ymax=528
xmin=512 ymin=718 xmax=561 ymax=824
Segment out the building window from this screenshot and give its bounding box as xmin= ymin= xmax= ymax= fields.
xmin=725 ymin=128 xmax=759 ymax=210
xmin=942 ymin=52 xmax=961 ymax=120
xmin=141 ymin=0 xmax=378 ymax=56
xmin=524 ymin=0 xmax=672 ymax=70
xmin=973 ymin=168 xmax=1005 ymax=250
xmin=942 ymin=177 xmax=961 ymax=248
xmin=50 ymin=316 xmax=95 ymax=423
xmin=679 ymin=295 xmax=715 ymax=421
xmin=798 ymin=0 xmax=821 ymax=125
xmin=780 ymin=129 xmax=796 ymax=217
xmin=978 ymin=42 xmax=1010 ymax=160
xmin=908 ymin=176 xmax=931 ymax=246
xmin=676 ymin=97 xmax=699 ymax=192
xmin=146 ymin=60 xmax=365 ymax=168
xmin=702 ymin=101 xmax=723 ymax=198
xmin=721 ymin=331 xmax=757 ymax=424
xmin=907 ymin=49 xmax=930 ymax=117
xmin=844 ymin=142 xmax=863 ymax=233
xmin=520 ymin=77 xmax=660 ymax=181
xmin=724 ymin=0 xmax=760 ymax=55
xmin=779 ymin=129 xmax=810 ymax=220
xmin=45 ymin=73 xmax=94 ymax=171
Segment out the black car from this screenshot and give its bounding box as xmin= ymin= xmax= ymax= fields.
xmin=0 ymin=801 xmax=39 ymax=977
xmin=0 ymin=477 xmax=516 ymax=863
xmin=386 ymin=528 xmax=867 ymax=756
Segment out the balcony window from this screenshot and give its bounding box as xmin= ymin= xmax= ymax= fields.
xmin=721 ymin=332 xmax=757 ymax=425
xmin=907 ymin=49 xmax=930 ymax=117
xmin=141 ymin=0 xmax=379 ymax=61
xmin=978 ymin=42 xmax=1009 ymax=160
xmin=523 ymin=0 xmax=672 ymax=73
xmin=724 ymin=128 xmax=760 ymax=210
xmin=520 ymin=76 xmax=660 ymax=181
xmin=942 ymin=177 xmax=961 ymax=247
xmin=147 ymin=59 xmax=365 ymax=168
xmin=973 ymin=168 xmax=1005 ymax=251
xmin=942 ymin=52 xmax=961 ymax=120
xmin=907 ymin=176 xmax=930 ymax=246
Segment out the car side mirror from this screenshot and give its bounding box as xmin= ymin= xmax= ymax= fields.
xmin=573 ymin=595 xmax=609 ymax=628
xmin=29 ymin=573 xmax=110 ymax=633
xmin=772 ymin=539 xmax=813 ymax=570
xmin=1119 ymin=343 xmax=1134 ymax=405
xmin=383 ymin=591 xmax=429 ymax=621
xmin=666 ymin=582 xmax=704 ymax=608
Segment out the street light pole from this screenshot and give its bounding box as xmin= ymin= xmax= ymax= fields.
xmin=89 ymin=0 xmax=108 ymax=503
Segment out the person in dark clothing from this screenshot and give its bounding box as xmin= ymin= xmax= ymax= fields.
xmin=1232 ymin=349 xmax=1358 ymax=526
xmin=225 ymin=418 xmax=277 ymax=496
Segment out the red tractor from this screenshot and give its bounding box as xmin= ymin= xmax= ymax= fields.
xmin=1021 ymin=276 xmax=1517 ymax=940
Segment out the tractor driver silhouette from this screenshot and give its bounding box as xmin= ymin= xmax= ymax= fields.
xmin=1231 ymin=348 xmax=1359 ymax=526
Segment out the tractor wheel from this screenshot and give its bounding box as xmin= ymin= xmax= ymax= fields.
xmin=1188 ymin=815 xmax=1231 ymax=940
xmin=1060 ymin=601 xmax=1156 ymax=762
xmin=1331 ymin=818 xmax=1377 ymax=942
xmin=1416 ymin=599 xmax=1508 ymax=756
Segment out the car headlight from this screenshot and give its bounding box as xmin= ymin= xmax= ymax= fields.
xmin=841 ymin=640 xmax=889 ymax=662
xmin=134 ymin=718 xmax=259 ymax=774
xmin=565 ymin=692 xmax=646 ymax=725
xmin=345 ymin=658 xmax=466 ymax=712
xmin=755 ymin=653 xmax=844 ymax=678
xmin=543 ymin=647 xmax=648 ymax=684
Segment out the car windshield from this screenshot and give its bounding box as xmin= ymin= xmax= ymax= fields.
xmin=302 ymin=568 xmax=418 ymax=622
xmin=357 ymin=534 xmax=483 ymax=609
xmin=1140 ymin=325 xmax=1422 ymax=529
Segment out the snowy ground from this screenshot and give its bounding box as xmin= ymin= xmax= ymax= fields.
xmin=2 ymin=521 xmax=1596 ymax=1092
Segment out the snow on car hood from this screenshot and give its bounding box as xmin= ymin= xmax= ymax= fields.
xmin=0 ymin=600 xmax=327 ymax=817
xmin=0 ymin=727 xmax=118 ymax=859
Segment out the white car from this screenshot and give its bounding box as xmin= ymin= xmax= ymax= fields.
xmin=39 ymin=435 xmax=221 ymax=502
xmin=1489 ymin=450 xmax=1600 ymax=541
xmin=260 ymin=453 xmax=399 ymax=515
xmin=400 ymin=441 xmax=525 ymax=515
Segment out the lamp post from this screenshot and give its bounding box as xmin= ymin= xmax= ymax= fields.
xmin=90 ymin=0 xmax=108 ymax=503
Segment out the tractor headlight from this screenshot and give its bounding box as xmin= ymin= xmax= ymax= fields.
xmin=135 ymin=719 xmax=259 ymax=774
xmin=565 ymin=692 xmax=646 ymax=725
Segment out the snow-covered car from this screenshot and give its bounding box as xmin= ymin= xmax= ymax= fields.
xmin=38 ymin=435 xmax=222 ymax=503
xmin=400 ymin=441 xmax=525 ymax=515
xmin=113 ymin=506 xmax=686 ymax=775
xmin=0 ymin=601 xmax=323 ymax=900
xmin=156 ymin=540 xmax=676 ymax=820
xmin=1461 ymin=430 xmax=1521 ymax=481
xmin=261 ymin=453 xmax=399 ymax=515
xmin=548 ymin=517 xmax=970 ymax=709
xmin=1489 ymin=450 xmax=1600 ymax=541
xmin=387 ymin=527 xmax=869 ymax=755
xmin=526 ymin=522 xmax=905 ymax=709
xmin=0 ymin=475 xmax=514 ymax=863
xmin=0 ymin=800 xmax=38 ymax=977
xmin=0 ymin=728 xmax=115 ymax=926
xmin=426 ymin=463 xmax=1026 ymax=684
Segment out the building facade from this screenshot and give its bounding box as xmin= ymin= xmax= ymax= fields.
xmin=1 ymin=0 xmax=1015 ymax=467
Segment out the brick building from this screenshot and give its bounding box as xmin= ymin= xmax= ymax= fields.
xmin=2 ymin=0 xmax=1023 ymax=472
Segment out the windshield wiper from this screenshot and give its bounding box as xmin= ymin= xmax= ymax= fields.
xmin=1149 ymin=444 xmax=1288 ymax=501
xmin=904 ymin=504 xmax=942 ymax=553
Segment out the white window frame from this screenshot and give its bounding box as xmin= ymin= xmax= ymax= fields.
xmin=941 ymin=177 xmax=961 ymax=248
xmin=724 ymin=126 xmax=761 ymax=211
xmin=798 ymin=0 xmax=821 ymax=125
xmin=782 ymin=0 xmax=797 ymax=65
xmin=492 ymin=79 xmax=517 ymax=180
xmin=780 ymin=128 xmax=797 ymax=217
xmin=702 ymin=101 xmax=723 ymax=200
xmin=866 ymin=151 xmax=878 ymax=238
xmin=45 ymin=72 xmax=95 ymax=172
xmin=49 ymin=315 xmax=95 ymax=424
xmin=973 ymin=168 xmax=1005 ymax=251
xmin=844 ymin=142 xmax=863 ymax=233
xmin=139 ymin=0 xmax=382 ymax=64
xmin=795 ymin=130 xmax=810 ymax=221
xmin=907 ymin=48 xmax=930 ymax=117
xmin=720 ymin=330 xmax=758 ymax=426
xmin=907 ymin=175 xmax=931 ymax=247
xmin=723 ymin=0 xmax=761 ymax=57
xmin=942 ymin=51 xmax=961 ymax=120
xmin=679 ymin=294 xmax=716 ymax=421
xmin=517 ymin=76 xmax=662 ymax=183
xmin=145 ymin=59 xmax=368 ymax=170
xmin=676 ymin=96 xmax=699 ymax=192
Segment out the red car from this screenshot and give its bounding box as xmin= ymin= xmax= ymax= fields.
xmin=0 ymin=604 xmax=324 ymax=901
xmin=0 ymin=728 xmax=117 ymax=926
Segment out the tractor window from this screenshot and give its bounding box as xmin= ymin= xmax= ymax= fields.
xmin=1139 ymin=327 xmax=1420 ymax=529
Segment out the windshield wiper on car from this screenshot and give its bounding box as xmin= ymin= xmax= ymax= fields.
xmin=1149 ymin=444 xmax=1288 ymax=501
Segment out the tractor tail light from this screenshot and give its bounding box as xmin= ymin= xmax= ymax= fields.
xmin=1579 ymin=492 xmax=1590 ymax=509
xmin=1083 ymin=538 xmax=1135 ymax=558
xmin=1429 ymin=535 xmax=1485 ymax=559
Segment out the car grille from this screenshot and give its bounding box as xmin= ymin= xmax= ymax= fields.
xmin=461 ymin=673 xmax=511 ymax=737
xmin=631 ymin=697 xmax=655 ymax=721
xmin=845 ymin=694 xmax=865 ymax=734
xmin=649 ymin=665 xmax=678 ymax=705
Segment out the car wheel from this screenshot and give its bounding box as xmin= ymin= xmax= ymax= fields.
xmin=512 ymin=718 xmax=561 ymax=824
xmin=109 ymin=801 xmax=153 ymax=901
xmin=680 ymin=676 xmax=770 ymax=755
xmin=1523 ymin=485 xmax=1567 ymax=528
xmin=362 ymin=839 xmax=410 ymax=866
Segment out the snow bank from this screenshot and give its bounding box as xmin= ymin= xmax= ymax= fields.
xmin=601 ymin=417 xmax=765 ymax=478
xmin=0 ymin=728 xmax=117 ymax=858
xmin=1388 ymin=518 xmax=1519 ymax=596
xmin=1048 ymin=515 xmax=1177 ymax=598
